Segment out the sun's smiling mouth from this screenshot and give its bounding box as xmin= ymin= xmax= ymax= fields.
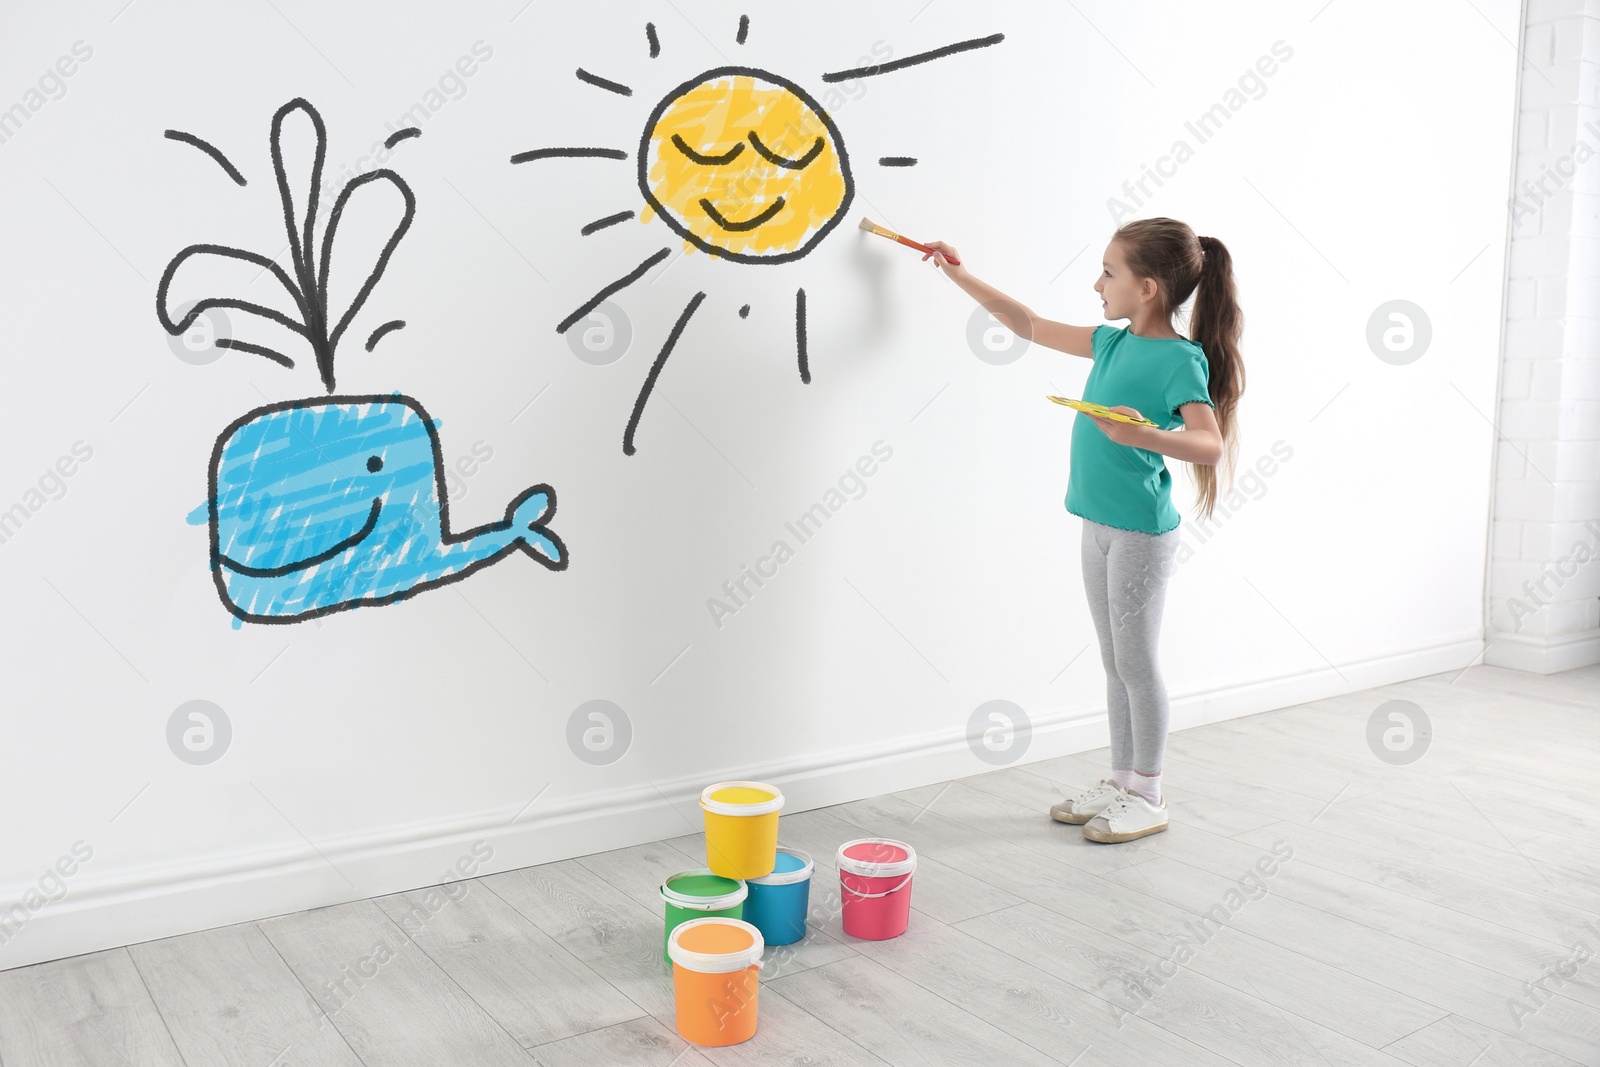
xmin=700 ymin=196 xmax=786 ymax=232
xmin=221 ymin=497 xmax=383 ymax=577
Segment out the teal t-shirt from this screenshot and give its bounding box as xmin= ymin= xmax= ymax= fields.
xmin=1064 ymin=324 xmax=1213 ymax=535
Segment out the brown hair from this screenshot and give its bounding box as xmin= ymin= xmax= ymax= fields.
xmin=1111 ymin=217 xmax=1244 ymax=523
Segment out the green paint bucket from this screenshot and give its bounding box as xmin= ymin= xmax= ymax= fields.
xmin=660 ymin=868 xmax=747 ymax=963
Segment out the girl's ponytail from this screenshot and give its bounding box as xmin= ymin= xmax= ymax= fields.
xmin=1188 ymin=234 xmax=1245 ymax=522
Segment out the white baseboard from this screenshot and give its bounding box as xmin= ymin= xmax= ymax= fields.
xmin=1485 ymin=627 xmax=1600 ymax=674
xmin=0 ymin=635 xmax=1484 ymax=972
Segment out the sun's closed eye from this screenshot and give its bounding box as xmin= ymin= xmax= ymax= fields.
xmin=748 ymin=131 xmax=823 ymax=169
xmin=671 ymin=133 xmax=745 ymax=165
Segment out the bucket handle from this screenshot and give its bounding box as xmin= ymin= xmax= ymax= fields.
xmin=840 ymin=872 xmax=914 ymax=899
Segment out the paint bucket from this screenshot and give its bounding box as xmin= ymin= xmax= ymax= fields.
xmin=699 ymin=781 xmax=784 ymax=880
xmin=741 ymin=846 xmax=813 ymax=946
xmin=837 ymin=838 xmax=916 ymax=940
xmin=660 ymin=868 xmax=747 ymax=963
xmin=667 ymin=917 xmax=765 ymax=1047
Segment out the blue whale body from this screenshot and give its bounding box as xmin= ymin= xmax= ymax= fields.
xmin=206 ymin=395 xmax=565 ymax=623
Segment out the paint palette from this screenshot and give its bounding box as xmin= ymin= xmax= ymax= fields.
xmin=1046 ymin=396 xmax=1159 ymax=427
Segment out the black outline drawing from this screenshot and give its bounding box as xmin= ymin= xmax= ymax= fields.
xmin=207 ymin=394 xmax=566 ymax=625
xmin=796 ymin=288 xmax=809 ymax=384
xmin=671 ymin=133 xmax=745 ymax=166
xmin=165 ymin=130 xmax=247 ymax=186
xmin=820 ymin=32 xmax=1004 ymax=82
xmin=748 ymin=131 xmax=823 ymax=169
xmin=224 ymin=339 xmax=294 ymax=368
xmin=581 ymin=210 xmax=636 ymax=236
xmin=157 ymin=98 xmax=415 ymax=393
xmin=365 ymin=319 xmax=405 ymax=351
xmin=383 ymin=127 xmax=421 ymax=149
xmin=623 ymin=293 xmax=706 ymax=456
xmin=576 ymin=68 xmax=633 ymax=96
xmin=637 ymin=65 xmax=854 ymax=266
xmin=556 ymin=247 xmax=671 ymax=334
xmin=512 ymin=23 xmax=1006 ymax=457
xmin=700 ymin=196 xmax=785 ymax=232
xmin=159 ymin=98 xmax=567 ymax=625
xmin=511 ymin=146 xmax=629 ymax=164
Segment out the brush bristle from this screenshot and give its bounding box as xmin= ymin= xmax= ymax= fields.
xmin=858 ymin=216 xmax=876 ymax=231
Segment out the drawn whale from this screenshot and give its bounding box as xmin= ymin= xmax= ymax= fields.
xmin=199 ymin=394 xmax=566 ymax=624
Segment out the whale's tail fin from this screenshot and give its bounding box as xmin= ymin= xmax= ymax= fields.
xmin=507 ymin=484 xmax=567 ymax=570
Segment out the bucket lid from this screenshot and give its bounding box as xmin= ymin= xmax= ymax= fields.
xmin=660 ymin=868 xmax=747 ymax=911
xmin=837 ymin=838 xmax=917 ymax=878
xmin=747 ymin=847 xmax=814 ymax=886
xmin=700 ymin=780 xmax=785 ymax=818
xmin=668 ymin=917 xmax=766 ymax=973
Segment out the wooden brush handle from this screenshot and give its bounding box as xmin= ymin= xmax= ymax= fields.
xmin=899 ymin=235 xmax=960 ymax=265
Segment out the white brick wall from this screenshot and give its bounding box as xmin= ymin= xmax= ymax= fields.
xmin=1489 ymin=0 xmax=1600 ymax=671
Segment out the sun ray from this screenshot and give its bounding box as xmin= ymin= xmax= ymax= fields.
xmin=511 ymin=146 xmax=628 ymax=164
xmin=576 ymin=68 xmax=633 ymax=97
xmin=796 ymin=287 xmax=809 ymax=384
xmin=820 ymin=32 xmax=1003 ymax=83
xmin=580 ymin=210 xmax=636 ymax=236
xmin=646 ymin=22 xmax=660 ymax=58
xmin=879 ymin=156 xmax=918 ymax=167
xmin=557 ymin=248 xmax=671 ymax=334
xmin=736 ymin=14 xmax=750 ymax=44
xmin=625 ymin=291 xmax=707 ymax=455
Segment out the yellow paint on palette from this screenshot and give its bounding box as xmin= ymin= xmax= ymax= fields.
xmin=639 ymin=68 xmax=853 ymax=263
xmin=1047 ymin=396 xmax=1160 ymax=427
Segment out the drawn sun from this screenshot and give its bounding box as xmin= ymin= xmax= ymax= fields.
xmin=513 ymin=15 xmax=1004 ymax=455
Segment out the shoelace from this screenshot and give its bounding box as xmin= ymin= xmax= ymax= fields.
xmin=1069 ymin=779 xmax=1117 ymax=804
xmin=1100 ymin=791 xmax=1155 ymax=817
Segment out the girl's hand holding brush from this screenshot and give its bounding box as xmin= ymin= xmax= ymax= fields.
xmin=921 ymin=240 xmax=969 ymax=282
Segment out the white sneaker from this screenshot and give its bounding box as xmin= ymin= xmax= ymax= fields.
xmin=1050 ymin=778 xmax=1126 ymax=824
xmin=1082 ymin=789 xmax=1168 ymax=843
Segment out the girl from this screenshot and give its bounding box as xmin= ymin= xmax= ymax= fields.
xmin=923 ymin=218 xmax=1244 ymax=843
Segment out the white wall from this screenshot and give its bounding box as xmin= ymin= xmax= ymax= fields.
xmin=1490 ymin=0 xmax=1600 ymax=673
xmin=0 ymin=0 xmax=1520 ymax=969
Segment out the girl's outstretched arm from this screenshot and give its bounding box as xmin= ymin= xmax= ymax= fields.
xmin=922 ymin=240 xmax=1096 ymax=359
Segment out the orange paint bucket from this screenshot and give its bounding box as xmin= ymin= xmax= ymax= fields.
xmin=666 ymin=917 xmax=766 ymax=1046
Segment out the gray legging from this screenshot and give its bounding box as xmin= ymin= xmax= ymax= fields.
xmin=1080 ymin=517 xmax=1181 ymax=775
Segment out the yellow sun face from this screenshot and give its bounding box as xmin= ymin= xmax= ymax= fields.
xmin=638 ymin=67 xmax=854 ymax=264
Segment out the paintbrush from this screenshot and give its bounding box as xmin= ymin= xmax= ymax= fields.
xmin=858 ymin=217 xmax=961 ymax=265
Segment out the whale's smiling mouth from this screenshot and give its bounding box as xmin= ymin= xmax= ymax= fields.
xmin=220 ymin=498 xmax=383 ymax=577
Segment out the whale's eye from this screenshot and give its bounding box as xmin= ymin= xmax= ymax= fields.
xmin=366 ymin=455 xmax=383 ymax=473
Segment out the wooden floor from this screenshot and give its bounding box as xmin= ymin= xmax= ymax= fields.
xmin=2 ymin=664 xmax=1597 ymax=1066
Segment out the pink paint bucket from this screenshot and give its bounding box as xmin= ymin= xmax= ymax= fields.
xmin=836 ymin=838 xmax=916 ymax=940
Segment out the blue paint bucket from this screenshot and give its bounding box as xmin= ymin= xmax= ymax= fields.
xmin=740 ymin=846 xmax=812 ymax=946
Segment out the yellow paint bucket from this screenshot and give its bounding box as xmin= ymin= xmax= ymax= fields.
xmin=699 ymin=781 xmax=784 ymax=880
